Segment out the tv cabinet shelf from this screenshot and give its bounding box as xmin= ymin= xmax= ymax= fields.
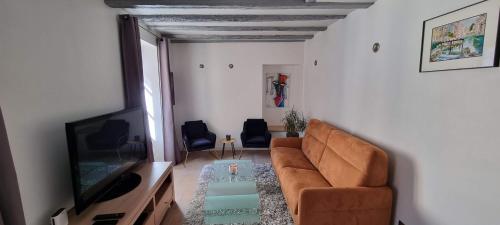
xmin=68 ymin=162 xmax=174 ymax=225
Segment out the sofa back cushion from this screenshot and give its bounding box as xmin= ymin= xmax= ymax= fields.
xmin=301 ymin=119 xmax=335 ymax=167
xmin=318 ymin=130 xmax=388 ymax=187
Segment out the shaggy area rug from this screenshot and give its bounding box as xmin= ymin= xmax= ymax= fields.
xmin=183 ymin=163 xmax=294 ymax=225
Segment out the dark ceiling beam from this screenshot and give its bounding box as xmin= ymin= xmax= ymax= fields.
xmin=138 ymin=15 xmax=344 ymax=23
xmin=151 ymin=25 xmax=327 ymax=32
xmin=171 ymin=39 xmax=306 ymax=43
xmin=104 ymin=0 xmax=373 ymax=9
xmin=167 ymin=34 xmax=314 ymax=41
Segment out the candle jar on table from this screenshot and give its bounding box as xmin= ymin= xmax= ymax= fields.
xmin=229 ymin=163 xmax=238 ymax=175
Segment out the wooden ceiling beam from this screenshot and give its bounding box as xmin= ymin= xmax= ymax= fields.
xmin=171 ymin=39 xmax=306 ymax=43
xmin=138 ymin=15 xmax=344 ymax=23
xmin=167 ymin=34 xmax=314 ymax=41
xmin=105 ymin=0 xmax=373 ymax=9
xmin=150 ymin=25 xmax=327 ymax=32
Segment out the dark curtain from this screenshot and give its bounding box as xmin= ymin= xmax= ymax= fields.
xmin=118 ymin=15 xmax=154 ymax=162
xmin=118 ymin=15 xmax=144 ymax=108
xmin=158 ymin=37 xmax=182 ymax=164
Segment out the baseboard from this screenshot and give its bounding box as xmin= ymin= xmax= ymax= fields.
xmin=211 ymin=148 xmax=269 ymax=152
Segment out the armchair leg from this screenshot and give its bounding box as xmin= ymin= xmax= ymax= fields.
xmin=183 ymin=142 xmax=189 ymax=167
xmin=221 ymin=143 xmax=226 ymax=159
xmin=183 ymin=151 xmax=189 ymax=167
xmin=238 ymin=148 xmax=244 ymax=160
xmin=231 ymin=143 xmax=235 ymax=159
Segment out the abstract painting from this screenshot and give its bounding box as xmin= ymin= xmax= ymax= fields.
xmin=264 ymin=73 xmax=289 ymax=108
xmin=420 ymin=1 xmax=500 ymax=72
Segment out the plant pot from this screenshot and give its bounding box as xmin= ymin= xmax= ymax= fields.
xmin=286 ymin=132 xmax=300 ymax=137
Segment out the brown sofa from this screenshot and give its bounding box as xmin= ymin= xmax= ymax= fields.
xmin=271 ymin=119 xmax=392 ymax=225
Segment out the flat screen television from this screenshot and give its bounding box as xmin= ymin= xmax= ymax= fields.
xmin=66 ymin=107 xmax=148 ymax=214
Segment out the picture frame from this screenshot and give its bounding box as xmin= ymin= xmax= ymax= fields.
xmin=264 ymin=73 xmax=291 ymax=109
xmin=419 ymin=0 xmax=500 ymax=72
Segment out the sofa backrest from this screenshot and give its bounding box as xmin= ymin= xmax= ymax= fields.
xmin=318 ymin=129 xmax=389 ymax=187
xmin=301 ymin=119 xmax=336 ymax=167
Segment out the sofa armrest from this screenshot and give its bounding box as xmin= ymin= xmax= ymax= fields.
xmin=299 ymin=187 xmax=392 ymax=225
xmin=270 ymin=137 xmax=302 ymax=149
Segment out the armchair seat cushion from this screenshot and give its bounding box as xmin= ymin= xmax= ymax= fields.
xmin=279 ymin=167 xmax=331 ymax=215
xmin=271 ymin=147 xmax=316 ymax=171
xmin=245 ymin=136 xmax=266 ymax=145
xmin=190 ymin=138 xmax=213 ymax=148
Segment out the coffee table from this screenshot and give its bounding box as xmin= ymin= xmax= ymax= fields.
xmin=204 ymin=160 xmax=260 ymax=224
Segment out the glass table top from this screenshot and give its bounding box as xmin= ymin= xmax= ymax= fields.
xmin=204 ymin=160 xmax=261 ymax=225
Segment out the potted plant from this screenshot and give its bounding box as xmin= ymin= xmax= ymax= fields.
xmin=282 ymin=108 xmax=307 ymax=137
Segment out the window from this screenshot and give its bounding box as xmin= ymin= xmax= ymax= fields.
xmin=140 ymin=39 xmax=164 ymax=161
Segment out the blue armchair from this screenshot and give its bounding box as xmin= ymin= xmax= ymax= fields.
xmin=181 ymin=120 xmax=216 ymax=165
xmin=241 ymin=119 xmax=272 ymax=148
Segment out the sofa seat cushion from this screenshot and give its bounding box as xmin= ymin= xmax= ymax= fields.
xmin=279 ymin=167 xmax=331 ymax=215
xmin=271 ymin=147 xmax=316 ymax=171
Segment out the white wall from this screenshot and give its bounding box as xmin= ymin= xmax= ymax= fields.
xmin=262 ymin=64 xmax=303 ymax=125
xmin=0 ymin=0 xmax=123 ymax=224
xmin=170 ymin=42 xmax=304 ymax=148
xmin=303 ymin=0 xmax=500 ymax=224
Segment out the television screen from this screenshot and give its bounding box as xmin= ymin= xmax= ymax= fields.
xmin=66 ymin=107 xmax=148 ymax=213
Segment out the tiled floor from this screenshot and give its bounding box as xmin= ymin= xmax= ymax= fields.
xmin=161 ymin=150 xmax=272 ymax=225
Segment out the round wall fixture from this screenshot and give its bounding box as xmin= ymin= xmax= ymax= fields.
xmin=314 ymin=60 xmax=318 ymax=66
xmin=199 ymin=64 xmax=204 ymax=68
xmin=229 ymin=64 xmax=234 ymax=69
xmin=372 ymin=42 xmax=381 ymax=53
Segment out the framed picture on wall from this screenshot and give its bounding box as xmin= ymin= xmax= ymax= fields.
xmin=264 ymin=73 xmax=291 ymax=108
xmin=419 ymin=0 xmax=500 ymax=72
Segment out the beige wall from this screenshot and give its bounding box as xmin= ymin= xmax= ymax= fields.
xmin=303 ymin=0 xmax=500 ymax=224
xmin=170 ymin=42 xmax=304 ymax=148
xmin=0 ymin=0 xmax=124 ymax=224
